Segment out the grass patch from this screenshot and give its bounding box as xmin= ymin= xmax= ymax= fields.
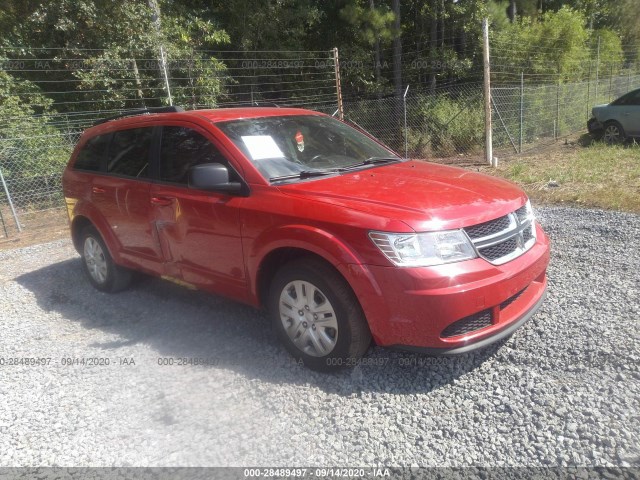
xmin=489 ymin=140 xmax=640 ymax=213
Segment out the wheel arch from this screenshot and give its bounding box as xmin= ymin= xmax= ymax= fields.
xmin=70 ymin=215 xmax=92 ymax=253
xmin=249 ymin=225 xmax=365 ymax=307
xmin=255 ymin=247 xmax=342 ymax=308
xmin=250 ymin=232 xmax=387 ymax=344
xmin=70 ymin=213 xmax=121 ymax=263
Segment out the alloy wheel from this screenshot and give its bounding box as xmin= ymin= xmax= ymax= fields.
xmin=603 ymin=124 xmax=622 ymax=143
xmin=83 ymin=236 xmax=108 ymax=284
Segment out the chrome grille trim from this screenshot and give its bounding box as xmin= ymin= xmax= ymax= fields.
xmin=463 ymin=206 xmax=536 ymax=266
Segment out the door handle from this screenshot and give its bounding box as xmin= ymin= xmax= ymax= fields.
xmin=92 ymin=186 xmax=106 ymax=194
xmin=150 ymin=196 xmax=175 ymax=206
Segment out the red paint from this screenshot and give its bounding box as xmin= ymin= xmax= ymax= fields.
xmin=63 ymin=107 xmax=550 ymax=352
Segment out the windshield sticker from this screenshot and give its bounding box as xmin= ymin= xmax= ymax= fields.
xmin=295 ymin=131 xmax=305 ymax=152
xmin=241 ymin=135 xmax=285 ymax=160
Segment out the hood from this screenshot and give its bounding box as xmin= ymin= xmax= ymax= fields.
xmin=278 ymin=160 xmax=527 ymax=231
xmin=592 ymin=103 xmax=609 ymax=113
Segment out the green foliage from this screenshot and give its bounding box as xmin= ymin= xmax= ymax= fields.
xmin=339 ymin=1 xmax=396 ymax=46
xmin=405 ymin=94 xmax=484 ymax=157
xmin=2 ymin=1 xmax=232 ymax=112
xmin=492 ymin=7 xmax=594 ymax=82
xmin=0 ymin=64 xmax=69 ymax=181
xmin=594 ymin=28 xmax=624 ymax=76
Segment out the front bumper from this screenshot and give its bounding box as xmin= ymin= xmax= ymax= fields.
xmin=588 ymin=117 xmax=603 ymax=134
xmin=348 ymin=223 xmax=550 ymax=352
xmin=392 ymin=285 xmax=547 ymax=355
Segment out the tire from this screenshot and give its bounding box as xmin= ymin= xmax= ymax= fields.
xmin=80 ymin=226 xmax=132 ymax=293
xmin=268 ymin=257 xmax=372 ymax=371
xmin=602 ymin=121 xmax=625 ymax=144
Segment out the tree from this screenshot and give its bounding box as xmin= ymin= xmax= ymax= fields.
xmin=1 ymin=0 xmax=230 ymax=111
xmin=391 ymin=0 xmax=402 ymax=124
xmin=0 ymin=64 xmax=68 ymax=181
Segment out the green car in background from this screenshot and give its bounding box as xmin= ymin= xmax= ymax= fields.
xmin=588 ymin=88 xmax=640 ymax=143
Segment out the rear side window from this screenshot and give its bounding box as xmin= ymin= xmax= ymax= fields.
xmin=160 ymin=126 xmax=231 ymax=184
xmin=107 ymin=127 xmax=153 ymax=178
xmin=74 ymin=134 xmax=109 ymax=171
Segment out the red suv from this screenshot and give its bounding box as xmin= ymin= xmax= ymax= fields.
xmin=62 ymin=106 xmax=550 ymax=370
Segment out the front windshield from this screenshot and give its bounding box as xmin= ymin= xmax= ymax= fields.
xmin=216 ymin=114 xmax=400 ymax=181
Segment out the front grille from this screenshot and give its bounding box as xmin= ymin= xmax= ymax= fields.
xmin=464 ymin=215 xmax=511 ymax=240
xmin=479 ymin=237 xmax=518 ymax=261
xmin=441 ymin=310 xmax=493 ymax=338
xmin=515 ymin=205 xmax=529 ymax=222
xmin=463 ymin=205 xmax=536 ymax=265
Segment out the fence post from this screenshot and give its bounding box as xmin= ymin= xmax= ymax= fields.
xmin=482 ymin=18 xmax=494 ymax=167
xmin=0 ymin=205 xmax=7 ymax=238
xmin=333 ymin=48 xmax=344 ymax=121
xmin=609 ymin=63 xmax=613 ymax=101
xmin=595 ymin=35 xmax=600 ymax=103
xmin=556 ymin=79 xmax=560 ymax=139
xmin=403 ymin=85 xmax=409 ymax=159
xmin=587 ymin=62 xmax=591 ymax=120
xmin=520 ymin=72 xmax=524 ymax=154
xmin=148 ymin=0 xmax=173 ymax=106
xmin=0 ymin=167 xmax=21 ymax=233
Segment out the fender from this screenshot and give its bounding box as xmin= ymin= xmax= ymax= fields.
xmin=246 ymin=224 xmax=389 ymax=342
xmin=71 ymin=198 xmax=123 ymax=264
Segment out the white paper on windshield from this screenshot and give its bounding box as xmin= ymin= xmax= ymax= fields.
xmin=241 ymin=135 xmax=284 ymax=160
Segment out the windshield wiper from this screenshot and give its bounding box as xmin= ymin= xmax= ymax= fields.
xmin=344 ymin=156 xmax=402 ymax=169
xmin=269 ymin=169 xmax=344 ymax=183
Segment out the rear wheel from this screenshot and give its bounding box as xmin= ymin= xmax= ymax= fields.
xmin=81 ymin=226 xmax=132 ymax=293
xmin=268 ymin=258 xmax=371 ymax=371
xmin=603 ymin=121 xmax=625 ymax=144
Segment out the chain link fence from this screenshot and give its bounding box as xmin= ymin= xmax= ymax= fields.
xmin=0 ymin=49 xmax=339 ymax=239
xmin=342 ymin=83 xmax=483 ymax=163
xmin=0 ymin=45 xmax=639 ymax=239
xmin=492 ymin=73 xmax=640 ymax=156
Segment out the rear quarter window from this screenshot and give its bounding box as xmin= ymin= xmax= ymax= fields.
xmin=73 ymin=134 xmax=109 ymax=171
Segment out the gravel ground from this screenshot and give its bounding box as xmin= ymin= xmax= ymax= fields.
xmin=0 ymin=206 xmax=638 ymax=468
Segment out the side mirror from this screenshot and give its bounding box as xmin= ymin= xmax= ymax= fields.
xmin=188 ymin=163 xmax=244 ymax=194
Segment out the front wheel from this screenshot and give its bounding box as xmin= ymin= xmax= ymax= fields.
xmin=268 ymin=258 xmax=371 ymax=371
xmin=603 ymin=121 xmax=625 ymax=144
xmin=81 ymin=226 xmax=132 ymax=293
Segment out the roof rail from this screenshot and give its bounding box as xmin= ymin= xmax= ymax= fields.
xmin=227 ymin=102 xmax=282 ymax=108
xmin=92 ymin=106 xmax=185 ymax=126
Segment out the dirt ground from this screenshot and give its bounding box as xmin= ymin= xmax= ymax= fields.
xmin=0 ymin=206 xmax=69 ymax=251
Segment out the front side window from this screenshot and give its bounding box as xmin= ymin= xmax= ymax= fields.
xmin=159 ymin=126 xmax=230 ymax=184
xmin=613 ymin=89 xmax=640 ymax=106
xmin=74 ymin=134 xmax=109 ymax=171
xmin=216 ymin=115 xmax=400 ymax=182
xmin=107 ymin=127 xmax=153 ymax=178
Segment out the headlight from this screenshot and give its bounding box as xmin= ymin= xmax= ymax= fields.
xmin=524 ymin=199 xmax=536 ymax=221
xmin=369 ymin=229 xmax=477 ymax=267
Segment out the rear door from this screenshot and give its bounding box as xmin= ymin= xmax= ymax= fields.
xmin=91 ymin=125 xmax=164 ymax=273
xmin=149 ymin=123 xmax=247 ymax=301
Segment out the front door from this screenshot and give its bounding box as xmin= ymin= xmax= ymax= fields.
xmin=612 ymin=89 xmax=640 ymax=137
xmin=150 ymin=124 xmax=247 ymax=302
